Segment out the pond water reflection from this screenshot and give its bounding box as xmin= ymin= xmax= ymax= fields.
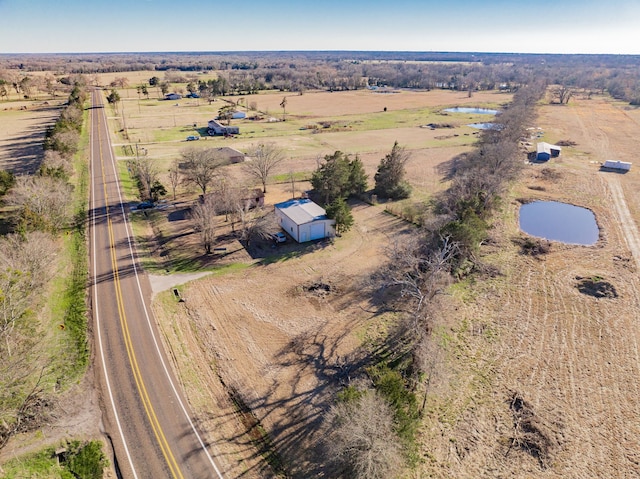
xmin=444 ymin=107 xmax=499 ymax=115
xmin=519 ymin=201 xmax=599 ymax=245
xmin=468 ymin=122 xmax=499 ymax=129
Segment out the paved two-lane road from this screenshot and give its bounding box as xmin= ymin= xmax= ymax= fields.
xmin=88 ymin=89 xmax=224 ymax=479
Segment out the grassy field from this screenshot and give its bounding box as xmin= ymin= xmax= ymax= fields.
xmin=98 ymin=80 xmax=509 ymax=209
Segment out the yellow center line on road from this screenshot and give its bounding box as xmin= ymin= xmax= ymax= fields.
xmin=96 ymin=100 xmax=185 ymax=479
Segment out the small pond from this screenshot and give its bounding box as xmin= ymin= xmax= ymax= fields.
xmin=468 ymin=122 xmax=502 ymax=130
xmin=519 ymin=201 xmax=599 ymax=245
xmin=444 ymin=107 xmax=499 ymax=115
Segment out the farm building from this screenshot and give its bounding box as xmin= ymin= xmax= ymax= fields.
xmin=164 ymin=93 xmax=182 ymax=100
xmin=536 ymin=142 xmax=562 ymax=161
xmin=208 ymin=119 xmax=240 ymax=136
xmin=274 ymin=199 xmax=335 ymax=243
xmin=212 ymin=147 xmax=245 ymax=164
xmin=601 ymin=160 xmax=632 ymax=172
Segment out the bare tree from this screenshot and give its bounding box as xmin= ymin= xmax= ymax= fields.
xmin=6 ymin=176 xmax=73 ymax=232
xmin=280 ymin=96 xmax=287 ymax=121
xmin=180 ymin=147 xmax=224 ymax=196
xmin=550 ymin=84 xmax=574 ymax=104
xmin=129 ymin=157 xmax=159 ymax=201
xmin=39 ymin=150 xmax=72 ymax=178
xmin=414 ymin=333 xmax=444 ymax=416
xmin=243 ymin=143 xmax=286 ymax=193
xmin=324 ymin=389 xmax=404 ymax=479
xmin=209 ymin=177 xmax=244 ymax=225
xmin=378 ymin=233 xmax=456 ymax=316
xmin=0 ymin=233 xmax=56 ymax=450
xmin=190 ymin=196 xmax=217 ymax=254
xmin=237 ymin=207 xmax=274 ymax=249
xmin=168 ymin=159 xmax=180 ymax=200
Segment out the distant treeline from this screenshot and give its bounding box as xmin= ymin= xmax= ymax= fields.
xmin=2 ymin=51 xmax=640 ymax=103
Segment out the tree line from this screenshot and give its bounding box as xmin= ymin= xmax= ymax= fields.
xmin=319 ymin=80 xmax=547 ymax=478
xmin=4 ymin=51 xmax=640 ymax=103
xmin=0 ymin=80 xmax=94 ymax=457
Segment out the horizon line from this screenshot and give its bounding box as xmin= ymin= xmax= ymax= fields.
xmin=1 ymin=49 xmax=639 ymax=57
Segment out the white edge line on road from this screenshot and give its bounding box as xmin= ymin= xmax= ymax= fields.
xmin=90 ymin=92 xmax=140 ymax=479
xmin=100 ymin=96 xmax=225 ymax=479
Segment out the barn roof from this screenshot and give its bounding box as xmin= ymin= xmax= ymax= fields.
xmin=603 ymin=160 xmax=632 ymax=170
xmin=536 ymin=142 xmax=562 ymax=154
xmin=275 ymin=199 xmax=328 ymax=226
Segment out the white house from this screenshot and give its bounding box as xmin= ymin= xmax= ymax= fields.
xmin=274 ymin=199 xmax=335 ymax=243
xmin=207 ymin=119 xmax=239 ymax=136
xmin=602 ymin=160 xmax=632 ymax=172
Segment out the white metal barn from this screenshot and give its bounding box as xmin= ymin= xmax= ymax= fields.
xmin=602 ymin=160 xmax=632 ymax=172
xmin=274 ymin=199 xmax=335 ymax=243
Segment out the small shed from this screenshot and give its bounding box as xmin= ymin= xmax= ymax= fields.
xmin=536 ymin=142 xmax=562 ymax=161
xmin=274 ymin=199 xmax=335 ymax=243
xmin=164 ymin=93 xmax=182 ymax=101
xmin=602 ymin=160 xmax=632 ymax=172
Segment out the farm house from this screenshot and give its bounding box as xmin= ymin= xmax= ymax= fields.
xmin=536 ymin=142 xmax=562 ymax=161
xmin=207 ymin=119 xmax=240 ymax=136
xmin=274 ymin=199 xmax=335 ymax=243
xmin=602 ymin=160 xmax=632 ymax=172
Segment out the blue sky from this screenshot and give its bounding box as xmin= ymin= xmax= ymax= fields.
xmin=0 ymin=0 xmax=638 ymax=54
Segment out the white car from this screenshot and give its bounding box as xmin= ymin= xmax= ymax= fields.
xmin=272 ymin=232 xmax=287 ymax=243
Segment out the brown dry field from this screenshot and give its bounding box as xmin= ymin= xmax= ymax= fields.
xmin=149 ymin=92 xmax=640 ymax=478
xmin=0 ymin=98 xmax=65 ymax=174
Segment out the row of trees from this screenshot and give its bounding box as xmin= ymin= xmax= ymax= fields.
xmin=321 ymin=81 xmax=548 ymax=478
xmin=1 ymin=82 xmax=91 ymax=452
xmin=308 ymin=142 xmax=413 ymax=234
xmin=6 ymin=83 xmax=87 ymax=232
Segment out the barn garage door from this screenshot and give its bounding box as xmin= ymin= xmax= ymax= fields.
xmin=309 ymin=222 xmax=325 ymax=241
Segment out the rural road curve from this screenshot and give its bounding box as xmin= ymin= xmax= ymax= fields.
xmin=88 ymin=89 xmax=224 ymax=479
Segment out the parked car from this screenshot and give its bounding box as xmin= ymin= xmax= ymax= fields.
xmin=186 ymin=135 xmax=200 ymax=141
xmin=136 ymin=201 xmax=154 ymax=210
xmin=272 ymin=231 xmax=287 ymax=243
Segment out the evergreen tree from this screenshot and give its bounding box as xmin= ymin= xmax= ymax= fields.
xmin=326 ymin=198 xmax=354 ymax=235
xmin=374 ymin=141 xmax=412 ymax=199
xmin=349 ymin=155 xmax=368 ymax=196
xmin=311 ymin=151 xmax=368 ymax=205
